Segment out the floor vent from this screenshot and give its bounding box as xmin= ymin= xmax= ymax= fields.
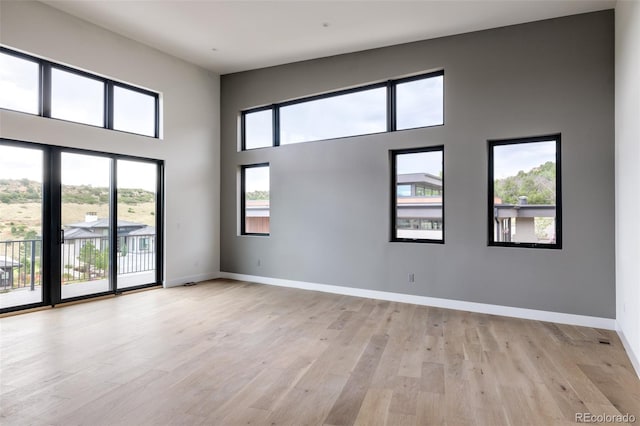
xmin=598 ymin=338 xmax=611 ymax=345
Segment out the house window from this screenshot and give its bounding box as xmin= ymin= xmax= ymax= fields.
xmin=0 ymin=46 xmax=160 ymax=138
xmin=488 ymin=134 xmax=561 ymax=249
xmin=242 ymin=108 xmax=273 ymax=150
xmin=391 ymin=146 xmax=444 ymax=243
xmin=240 ymin=70 xmax=444 ymax=150
xmin=0 ymin=50 xmax=40 ymax=115
xmin=139 ymin=238 xmax=149 ymax=251
xmin=397 ymin=185 xmax=412 ymax=197
xmin=241 ymin=164 xmax=270 ymax=235
xmin=113 ymin=85 xmax=157 ymax=137
xmin=280 ymin=86 xmax=387 ymax=145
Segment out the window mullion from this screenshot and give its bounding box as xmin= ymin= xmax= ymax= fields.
xmin=387 ymin=81 xmax=396 ymax=132
xmin=106 ymin=82 xmax=114 ymax=130
xmin=42 ymin=63 xmax=52 ymax=118
xmin=273 ymin=106 xmax=280 ymax=147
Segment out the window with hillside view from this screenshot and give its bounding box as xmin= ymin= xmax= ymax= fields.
xmin=241 ymin=164 xmax=270 ymax=235
xmin=488 ymin=135 xmax=561 ymax=249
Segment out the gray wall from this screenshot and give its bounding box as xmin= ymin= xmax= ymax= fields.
xmin=220 ymin=11 xmax=615 ymax=318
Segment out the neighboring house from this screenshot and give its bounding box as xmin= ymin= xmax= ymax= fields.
xmin=396 ymin=173 xmax=444 ymax=240
xmin=0 ymin=255 xmax=21 ymax=289
xmin=493 ymin=197 xmax=556 ymax=243
xmin=63 ymin=213 xmax=155 ymax=253
xmin=245 ymin=200 xmax=270 ymax=234
xmin=396 ymin=174 xmax=556 ymax=243
xmin=63 ymin=213 xmax=155 ymax=276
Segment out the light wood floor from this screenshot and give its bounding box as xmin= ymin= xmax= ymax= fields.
xmin=1 ymin=280 xmax=638 ymax=425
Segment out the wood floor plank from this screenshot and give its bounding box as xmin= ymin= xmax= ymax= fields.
xmin=0 ymin=279 xmax=638 ymax=426
xmin=324 ymin=334 xmax=388 ymax=426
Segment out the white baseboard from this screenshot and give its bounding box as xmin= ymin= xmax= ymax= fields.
xmin=165 ymin=272 xmax=220 ymax=288
xmin=616 ymin=322 xmax=640 ymax=378
xmin=219 ymin=272 xmax=616 ymax=330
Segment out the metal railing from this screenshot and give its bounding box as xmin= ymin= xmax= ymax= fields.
xmin=0 ymin=235 xmax=155 ymax=290
xmin=0 ymin=239 xmax=42 ymax=290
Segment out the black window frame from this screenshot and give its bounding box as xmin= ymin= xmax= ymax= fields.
xmin=240 ymin=70 xmax=444 ymax=151
xmin=0 ymin=46 xmax=160 ymax=139
xmin=390 ymin=145 xmax=445 ymax=244
xmin=487 ymin=134 xmax=562 ymax=250
xmin=111 ymin=82 xmax=161 ymax=138
xmin=240 ymin=105 xmax=276 ymax=151
xmin=49 ymin=63 xmax=107 ymax=128
xmin=0 ymin=48 xmax=42 ymax=116
xmin=240 ymin=163 xmax=270 ymax=236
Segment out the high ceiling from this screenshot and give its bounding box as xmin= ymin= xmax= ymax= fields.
xmin=42 ymin=0 xmax=615 ymax=74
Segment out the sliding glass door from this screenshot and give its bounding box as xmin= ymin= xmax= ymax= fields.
xmin=0 ymin=145 xmax=44 ymax=310
xmin=60 ymin=152 xmax=112 ymax=300
xmin=0 ymin=139 xmax=163 ymax=313
xmin=116 ymin=159 xmax=158 ymax=289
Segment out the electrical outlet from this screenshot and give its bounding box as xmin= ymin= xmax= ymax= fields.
xmin=408 ymin=273 xmax=415 ymax=283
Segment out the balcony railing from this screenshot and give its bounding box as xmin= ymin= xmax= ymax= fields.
xmin=0 ymin=239 xmax=42 ymax=290
xmin=0 ymin=235 xmax=155 ymax=290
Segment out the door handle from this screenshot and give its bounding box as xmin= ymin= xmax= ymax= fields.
xmin=60 ymin=229 xmax=64 ymax=244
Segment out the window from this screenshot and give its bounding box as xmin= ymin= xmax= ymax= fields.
xmin=240 ymin=71 xmax=444 ymax=150
xmin=243 ymin=108 xmax=273 ymax=150
xmin=113 ymin=86 xmax=157 ymax=137
xmin=396 ymin=74 xmax=444 ymax=130
xmin=0 ymin=46 xmax=160 ymax=138
xmin=51 ymin=67 xmax=105 ymax=127
xmin=280 ymin=86 xmax=387 ymax=145
xmin=0 ymin=51 xmax=39 ymax=114
xmin=241 ymin=164 xmax=270 ymax=235
xmin=391 ymin=146 xmax=444 ymax=243
xmin=488 ymin=135 xmax=561 ymax=249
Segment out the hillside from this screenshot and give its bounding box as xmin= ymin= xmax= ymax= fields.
xmin=495 ymin=161 xmax=556 ymax=205
xmin=0 ymin=179 xmax=156 ymax=240
xmin=0 ymin=179 xmax=154 ymax=204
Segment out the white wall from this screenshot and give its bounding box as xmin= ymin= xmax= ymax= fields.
xmin=615 ymin=0 xmax=640 ymax=376
xmin=0 ymin=1 xmax=220 ymax=286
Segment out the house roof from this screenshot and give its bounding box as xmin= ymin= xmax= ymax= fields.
xmin=0 ymin=256 xmax=21 ymax=268
xmin=397 ymin=173 xmax=442 ymax=188
xmin=63 ymin=228 xmax=102 ymax=239
xmin=66 ymin=218 xmax=146 ymax=229
xmin=128 ymin=226 xmax=156 ymax=236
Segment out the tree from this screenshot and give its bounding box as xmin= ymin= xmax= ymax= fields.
xmin=494 ymin=161 xmax=556 ymax=205
xmin=78 ymin=241 xmax=109 ymax=271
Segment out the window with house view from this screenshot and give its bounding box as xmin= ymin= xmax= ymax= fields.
xmin=242 ymin=164 xmax=270 ymax=235
xmin=488 ymin=135 xmax=561 ymax=248
xmin=392 ymin=146 xmax=444 ymax=243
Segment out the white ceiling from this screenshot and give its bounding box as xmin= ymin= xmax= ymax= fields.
xmin=42 ymin=0 xmax=615 ymax=74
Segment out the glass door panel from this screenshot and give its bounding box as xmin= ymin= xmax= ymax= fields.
xmin=60 ymin=153 xmax=111 ymax=299
xmin=0 ymin=145 xmax=44 ymax=309
xmin=116 ymin=160 xmax=157 ymax=289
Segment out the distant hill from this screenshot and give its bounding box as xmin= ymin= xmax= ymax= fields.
xmin=495 ymin=161 xmax=556 ymax=205
xmin=0 ymin=179 xmax=154 ymax=204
